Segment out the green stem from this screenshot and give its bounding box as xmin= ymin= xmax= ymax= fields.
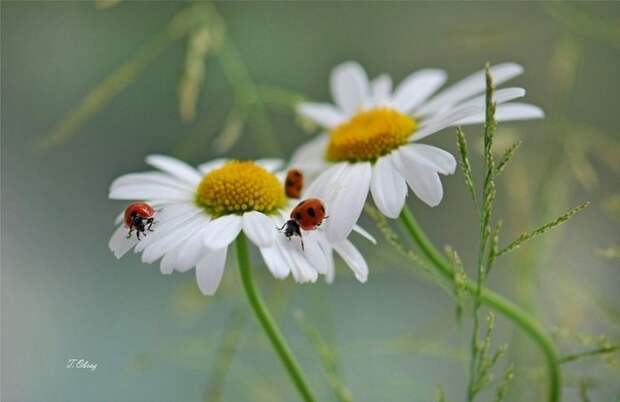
xmin=235 ymin=233 xmax=316 ymax=402
xmin=399 ymin=207 xmax=561 ymax=402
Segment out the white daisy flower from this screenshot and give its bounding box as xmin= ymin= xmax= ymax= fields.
xmin=295 ymin=61 xmax=544 ymax=242
xmin=108 ymin=155 xmax=372 ymax=294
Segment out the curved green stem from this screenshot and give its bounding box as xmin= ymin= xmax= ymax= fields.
xmin=399 ymin=207 xmax=560 ymax=402
xmin=235 ymin=233 xmax=316 ymax=402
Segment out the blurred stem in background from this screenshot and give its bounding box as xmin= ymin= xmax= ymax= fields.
xmin=41 ymin=1 xmax=284 ymax=156
xmin=203 ymin=305 xmax=247 ymax=402
xmin=398 ymin=207 xmax=561 ymax=402
xmin=235 ymin=233 xmax=316 ymax=402
xmin=295 ymin=310 xmax=353 ymax=402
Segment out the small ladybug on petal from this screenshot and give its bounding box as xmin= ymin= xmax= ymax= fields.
xmin=278 ymin=198 xmax=327 ymax=250
xmin=284 ymin=169 xmax=304 ymax=199
xmin=124 ymin=202 xmax=155 ymax=240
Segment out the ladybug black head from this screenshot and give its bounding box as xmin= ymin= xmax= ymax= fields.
xmin=281 ymin=220 xmax=301 ymax=239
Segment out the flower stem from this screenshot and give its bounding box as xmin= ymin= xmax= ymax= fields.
xmin=235 ymin=233 xmax=316 ymax=402
xmin=399 ymin=207 xmax=560 ymax=402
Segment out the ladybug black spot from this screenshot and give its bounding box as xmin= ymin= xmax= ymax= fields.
xmin=295 ymin=212 xmax=302 ymax=220
xmin=293 ymin=171 xmax=302 ymax=177
xmin=307 ymin=207 xmax=316 ymax=217
xmin=285 ymin=179 xmax=294 ymax=187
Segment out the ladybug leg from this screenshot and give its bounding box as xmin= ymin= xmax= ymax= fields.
xmin=299 ymin=234 xmax=304 ymax=251
xmin=126 ymin=223 xmax=134 ymax=239
xmin=136 ymin=230 xmax=141 ymax=241
xmin=146 ymin=218 xmax=155 ymax=231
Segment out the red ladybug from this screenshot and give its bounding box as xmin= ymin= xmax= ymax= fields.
xmin=278 ymin=198 xmax=327 ymax=250
xmin=284 ymin=169 xmax=304 ymax=198
xmin=124 ymin=202 xmax=155 ymax=240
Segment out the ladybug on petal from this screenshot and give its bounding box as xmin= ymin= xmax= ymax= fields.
xmin=278 ymin=198 xmax=327 ymax=250
xmin=124 ymin=202 xmax=155 ymax=240
xmin=284 ymin=169 xmax=304 ymax=199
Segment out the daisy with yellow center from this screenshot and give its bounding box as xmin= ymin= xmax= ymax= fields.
xmin=108 ymin=155 xmax=375 ymax=293
xmin=293 ymin=61 xmax=544 ymax=242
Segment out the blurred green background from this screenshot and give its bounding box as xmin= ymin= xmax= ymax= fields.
xmin=2 ymin=1 xmax=619 ymax=401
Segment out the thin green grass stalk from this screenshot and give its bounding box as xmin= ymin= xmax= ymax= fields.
xmin=468 ymin=64 xmax=497 ymax=402
xmin=456 ymin=127 xmax=478 ymax=204
xmin=486 ymin=221 xmax=503 ymax=277
xmin=595 ymin=244 xmax=620 ymax=259
xmin=399 ymin=204 xmax=561 ymax=402
xmin=258 ymin=85 xmax=309 ymax=110
xmin=364 ymin=204 xmax=428 ymax=270
xmin=495 ymin=364 xmax=514 ymax=402
xmin=235 ymin=233 xmax=315 ymax=402
xmin=203 ymin=305 xmax=247 ymax=402
xmin=436 ymin=385 xmax=446 ymax=402
xmin=558 ymin=344 xmax=620 ymax=364
xmin=178 ymin=24 xmax=223 ymax=123
xmin=579 ymin=380 xmax=592 ymax=402
xmin=497 ymin=201 xmax=590 ymax=257
xmin=495 ymin=140 xmax=522 ymax=176
xmin=446 ymin=246 xmax=467 ymax=324
xmin=294 ymin=311 xmax=353 ymax=402
xmin=212 ymin=4 xmax=282 ymax=156
xmin=39 ymin=3 xmax=208 ymax=148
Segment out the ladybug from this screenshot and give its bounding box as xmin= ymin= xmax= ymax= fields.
xmin=284 ymin=169 xmax=304 ymax=198
xmin=278 ymin=198 xmax=327 ymax=250
xmin=124 ymin=202 xmax=155 ymax=240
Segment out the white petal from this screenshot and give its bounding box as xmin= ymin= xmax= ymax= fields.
xmin=455 ymin=102 xmax=545 ymax=125
xmin=256 ymin=159 xmax=284 ymax=173
xmin=394 ymin=148 xmax=444 ymax=207
xmin=405 ymin=144 xmax=456 ymax=175
xmin=259 ymin=245 xmax=290 ymax=279
xmin=330 ymin=61 xmax=369 ymax=115
xmin=303 ymin=162 xmax=348 ymax=200
xmin=114 ymin=211 xmax=124 ymax=225
xmin=416 ymin=63 xmax=523 ymax=117
xmin=160 ymin=249 xmax=178 ymax=275
xmin=109 ymin=184 xmax=193 ymax=201
xmin=242 ymin=211 xmax=275 ymax=248
xmin=297 ymin=103 xmax=346 ymax=129
xmin=135 ymin=204 xmax=203 ymax=252
xmin=197 ymin=158 xmax=228 ymax=175
xmin=110 ymin=172 xmax=194 ymax=193
xmin=370 ymin=156 xmax=407 ymax=218
xmin=203 ymin=215 xmax=242 ymax=250
xmin=454 ymin=87 xmax=526 ymax=111
xmin=352 ymin=225 xmax=377 ymax=245
xmin=298 ymin=231 xmax=329 ymax=275
xmin=371 ymin=74 xmax=393 ymax=105
xmin=317 ymin=162 xmax=372 ymax=242
xmin=109 ymin=224 xmax=138 ymax=258
xmin=317 ymin=239 xmax=336 ymax=284
xmin=288 ymin=251 xmax=319 ymax=283
xmin=333 ymin=240 xmax=368 ymax=283
xmin=175 ymin=227 xmax=209 ymax=272
xmin=195 ymin=247 xmax=228 ymax=295
xmin=392 ymin=69 xmax=447 ymax=113
xmin=142 ymin=217 xmax=206 ymax=264
xmin=273 ymin=237 xmax=316 ymax=283
xmin=145 ymin=154 xmax=202 ymax=185
xmin=412 ymin=104 xmax=482 ymax=141
xmin=288 ymin=134 xmax=330 ymax=181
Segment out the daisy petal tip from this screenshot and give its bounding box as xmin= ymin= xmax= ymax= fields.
xmin=356 ymin=274 xmax=368 ymax=283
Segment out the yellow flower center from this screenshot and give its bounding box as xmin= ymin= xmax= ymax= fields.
xmin=326 ymin=108 xmax=416 ymax=162
xmin=196 ymin=161 xmax=286 ymax=217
